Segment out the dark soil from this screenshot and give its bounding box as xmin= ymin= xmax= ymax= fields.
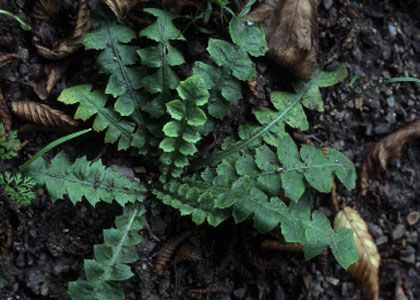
xmin=0 ymin=0 xmax=419 ymax=299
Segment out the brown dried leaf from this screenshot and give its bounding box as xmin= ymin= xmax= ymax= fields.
xmin=174 ymin=244 xmax=203 ymax=263
xmin=0 ymin=53 xmax=21 ymax=68
xmin=104 ymin=0 xmax=147 ymax=19
xmin=33 ymin=0 xmax=91 ymax=59
xmin=334 ymin=207 xmax=380 ymax=300
xmin=26 ymin=63 xmax=66 ymax=100
xmin=0 ymin=35 xmax=14 ymax=45
xmin=248 ymin=0 xmax=318 ymax=81
xmin=360 ymin=121 xmax=420 ymax=195
xmin=0 ymin=87 xmax=13 ymax=131
xmin=154 ymin=230 xmax=191 ymax=275
xmin=32 ymin=0 xmax=62 ymax=21
xmin=11 ymin=101 xmax=78 ymax=128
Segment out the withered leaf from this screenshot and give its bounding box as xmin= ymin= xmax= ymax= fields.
xmin=11 ymin=101 xmax=78 ymax=128
xmin=33 ymin=0 xmax=91 ymax=59
xmin=32 ymin=0 xmax=62 ymax=21
xmin=334 ymin=207 xmax=380 ymax=300
xmin=26 ymin=63 xmax=66 ymax=100
xmin=0 ymin=35 xmax=14 ymax=45
xmin=104 ymin=0 xmax=147 ymax=19
xmin=0 ymin=87 xmax=13 ymax=131
xmin=360 ymin=120 xmax=420 ymax=195
xmin=248 ymin=0 xmax=318 ymax=81
xmin=0 ymin=53 xmax=21 ymax=68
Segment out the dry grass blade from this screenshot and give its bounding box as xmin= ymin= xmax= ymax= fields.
xmin=11 ymin=101 xmax=78 ymax=128
xmin=32 ymin=0 xmax=62 ymax=21
xmin=334 ymin=207 xmax=380 ymax=300
xmin=27 ymin=64 xmax=66 ymax=100
xmin=261 ymin=240 xmax=303 ymax=251
xmin=0 ymin=53 xmax=21 ymax=68
xmin=154 ymin=230 xmax=192 ymax=275
xmin=103 ymin=0 xmax=147 ymax=20
xmin=360 ymin=120 xmax=420 ymax=195
xmin=0 ymin=87 xmax=13 ymax=131
xmin=33 ymin=0 xmax=91 ymax=59
xmin=248 ymin=0 xmax=318 ymax=81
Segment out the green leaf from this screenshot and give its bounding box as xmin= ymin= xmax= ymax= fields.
xmin=229 ymin=16 xmax=268 ymax=57
xmin=58 ymin=85 xmax=140 ymax=151
xmin=68 ymin=204 xmax=146 ymax=300
xmin=207 ymin=38 xmax=256 ymax=81
xmin=25 ymin=152 xmax=146 ymax=206
xmin=138 ymin=8 xmax=185 ymax=119
xmin=159 ymin=75 xmax=210 ymax=177
xmin=82 ymin=21 xmax=147 ymax=119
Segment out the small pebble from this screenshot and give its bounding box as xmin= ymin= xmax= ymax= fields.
xmin=392 ymin=224 xmax=406 ymax=240
xmin=386 ymin=96 xmax=396 ymax=108
xmin=407 ymin=211 xmax=420 ymax=226
xmin=323 ymin=0 xmax=333 ymax=10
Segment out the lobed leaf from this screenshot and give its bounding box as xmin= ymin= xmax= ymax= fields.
xmin=25 ymin=151 xmax=146 ymax=206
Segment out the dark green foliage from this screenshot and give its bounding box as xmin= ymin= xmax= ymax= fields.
xmin=25 ymin=151 xmax=146 ymax=206
xmin=58 ymin=85 xmax=145 ymax=151
xmin=159 ymin=75 xmax=210 ymax=177
xmin=0 ymin=124 xmax=20 ymax=160
xmin=138 ymin=8 xmax=185 ymax=118
xmin=0 ymin=172 xmax=36 ymax=206
xmin=68 ymin=204 xmax=146 ymax=300
xmin=82 ymin=21 xmax=146 ymax=118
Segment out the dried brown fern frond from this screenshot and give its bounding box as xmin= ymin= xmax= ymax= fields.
xmin=0 ymin=53 xmax=21 ymax=68
xmin=32 ymin=0 xmax=62 ymax=21
xmin=33 ymin=0 xmax=91 ymax=59
xmin=0 ymin=87 xmax=13 ymax=131
xmin=248 ymin=0 xmax=318 ymax=81
xmin=11 ymin=101 xmax=78 ymax=128
xmin=334 ymin=207 xmax=380 ymax=300
xmin=360 ymin=120 xmax=420 ymax=195
xmin=174 ymin=244 xmax=202 ymax=263
xmin=154 ymin=230 xmax=192 ymax=275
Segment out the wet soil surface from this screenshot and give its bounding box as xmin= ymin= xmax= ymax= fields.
xmin=0 ymin=0 xmax=419 ymax=299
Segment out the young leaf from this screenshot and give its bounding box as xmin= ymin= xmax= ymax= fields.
xmin=159 ymin=75 xmax=210 ymax=177
xmin=138 ymin=8 xmax=185 ymax=118
xmin=68 ymin=204 xmax=146 ymax=300
xmin=58 ymin=84 xmax=143 ymax=151
xmin=25 ymin=151 xmax=146 ymax=206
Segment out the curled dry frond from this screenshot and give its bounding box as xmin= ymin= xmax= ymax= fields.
xmin=248 ymin=0 xmax=318 ymax=81
xmin=11 ymin=101 xmax=78 ymax=128
xmin=360 ymin=120 xmax=420 ymax=195
xmin=32 ymin=0 xmax=62 ymax=21
xmin=103 ymin=0 xmax=146 ymax=20
xmin=33 ymin=0 xmax=91 ymax=59
xmin=334 ymin=207 xmax=380 ymax=300
xmin=0 ymin=53 xmax=21 ymax=68
xmin=154 ymin=230 xmax=192 ymax=275
xmin=0 ymin=88 xmax=13 ymax=131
